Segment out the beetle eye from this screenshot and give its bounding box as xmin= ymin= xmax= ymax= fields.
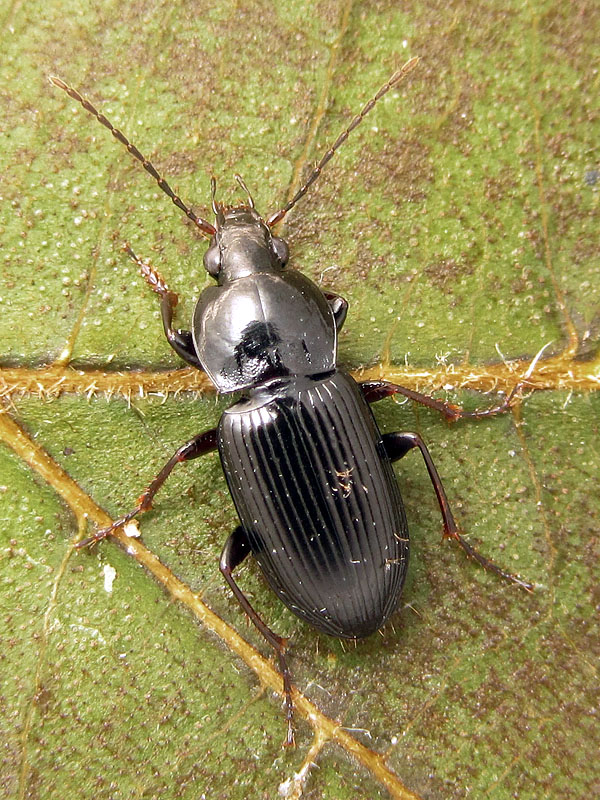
xmin=272 ymin=236 xmax=289 ymax=266
xmin=203 ymin=244 xmax=221 ymax=277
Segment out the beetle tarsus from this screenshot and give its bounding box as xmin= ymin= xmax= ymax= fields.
xmin=442 ymin=381 xmax=524 ymax=422
xmin=124 ymin=244 xmax=179 ymax=307
xmin=381 ymin=430 xmax=532 ymax=592
xmin=280 ymin=661 xmax=296 ymax=747
xmin=361 ymin=378 xmax=525 ymax=422
xmin=453 ymin=531 xmax=534 ymax=593
xmin=76 ymin=430 xmax=218 ymax=550
xmin=76 ymin=509 xmax=139 ymax=549
xmin=220 ymin=526 xmax=298 ymax=747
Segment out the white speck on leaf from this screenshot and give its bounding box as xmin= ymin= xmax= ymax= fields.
xmin=103 ymin=564 xmax=117 ymax=593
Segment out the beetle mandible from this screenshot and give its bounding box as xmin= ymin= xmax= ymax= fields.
xmin=50 ymin=59 xmax=531 ymax=745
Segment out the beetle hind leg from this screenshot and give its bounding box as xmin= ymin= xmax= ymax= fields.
xmin=382 ymin=431 xmax=533 ymax=592
xmin=220 ymin=526 xmax=296 ymax=747
xmin=78 ymin=428 xmax=218 ymax=548
xmin=361 ymin=379 xmax=522 ymax=422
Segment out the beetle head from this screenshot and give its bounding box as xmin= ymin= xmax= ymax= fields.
xmin=203 ymin=178 xmax=289 ymax=285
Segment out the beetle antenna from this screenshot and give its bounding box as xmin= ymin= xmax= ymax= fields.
xmin=211 ymin=176 xmax=218 ymax=216
xmin=234 ymin=174 xmax=255 ymax=209
xmin=210 ymin=176 xmax=225 ymax=228
xmin=267 ymin=56 xmax=420 ymax=228
xmin=49 ymin=76 xmax=216 ymax=237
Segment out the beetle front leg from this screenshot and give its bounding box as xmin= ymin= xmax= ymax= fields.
xmin=323 ymin=291 xmax=348 ymax=331
xmin=220 ymin=526 xmax=295 ymax=747
xmin=78 ymin=428 xmax=218 ymax=548
xmin=361 ymin=379 xmax=521 ymax=422
xmin=124 ymin=244 xmax=203 ymax=369
xmin=382 ymin=431 xmax=533 ymax=591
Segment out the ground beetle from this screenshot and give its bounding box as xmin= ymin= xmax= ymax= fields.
xmin=51 ymin=59 xmax=531 ymax=745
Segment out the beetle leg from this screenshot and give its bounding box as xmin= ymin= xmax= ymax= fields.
xmin=382 ymin=432 xmax=533 ymax=591
xmin=78 ymin=428 xmax=218 ymax=548
xmin=124 ymin=244 xmax=203 ymax=369
xmin=220 ymin=526 xmax=296 ymax=747
xmin=361 ymin=379 xmax=521 ymax=422
xmin=323 ymin=291 xmax=348 ymax=331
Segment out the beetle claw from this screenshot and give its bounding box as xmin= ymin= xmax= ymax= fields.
xmin=283 ymin=726 xmax=296 ymax=748
xmin=137 ymin=494 xmax=152 ymax=511
xmin=75 ymin=525 xmax=115 ymax=549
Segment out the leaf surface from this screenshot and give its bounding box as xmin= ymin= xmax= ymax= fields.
xmin=1 ymin=1 xmax=598 ymax=798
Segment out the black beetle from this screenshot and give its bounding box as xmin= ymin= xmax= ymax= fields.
xmin=50 ymin=60 xmax=531 ymax=745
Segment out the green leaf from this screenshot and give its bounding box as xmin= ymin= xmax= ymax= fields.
xmin=1 ymin=1 xmax=598 ymax=798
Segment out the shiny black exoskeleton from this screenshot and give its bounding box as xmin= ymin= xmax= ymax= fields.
xmin=51 ymin=60 xmax=530 ymax=745
xmin=203 ymin=206 xmax=408 ymax=639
